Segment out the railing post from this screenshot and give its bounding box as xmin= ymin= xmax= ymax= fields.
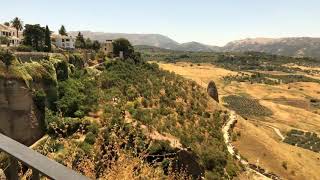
xmin=31 ymin=168 xmax=40 ymax=180
xmin=8 ymin=156 xmax=19 ymax=180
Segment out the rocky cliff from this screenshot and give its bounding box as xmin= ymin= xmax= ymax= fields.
xmin=0 ymin=55 xmax=59 ymax=146
xmin=0 ymin=78 xmax=44 ymax=146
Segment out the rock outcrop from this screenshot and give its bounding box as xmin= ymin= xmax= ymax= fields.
xmin=207 ymin=80 xmax=219 ymax=103
xmin=0 ymin=169 xmax=6 ymax=180
xmin=0 ymin=78 xmax=44 ymax=146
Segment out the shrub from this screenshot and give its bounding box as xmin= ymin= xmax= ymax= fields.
xmin=282 ymin=161 xmax=288 ymax=170
xmin=0 ymin=36 xmax=9 ymax=45
xmin=87 ymin=123 xmax=99 ymax=135
xmin=0 ymin=50 xmax=15 ymax=69
xmin=33 ymin=89 xmax=46 ymax=112
xmin=79 ymin=142 xmax=92 ymax=154
xmin=14 ymin=45 xmax=33 ymax=52
xmin=69 ymin=53 xmax=85 ymax=69
xmin=148 ymin=140 xmax=174 ymax=155
xmin=84 ymin=132 xmax=96 ymax=145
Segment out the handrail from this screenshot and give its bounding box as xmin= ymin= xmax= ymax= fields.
xmin=0 ymin=133 xmax=89 ymax=180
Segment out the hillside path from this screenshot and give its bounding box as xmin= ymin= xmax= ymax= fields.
xmin=223 ymin=111 xmax=273 ymax=180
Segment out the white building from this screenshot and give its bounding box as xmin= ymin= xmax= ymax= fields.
xmin=51 ymin=34 xmax=75 ymax=49
xmin=0 ymin=24 xmax=22 ymax=46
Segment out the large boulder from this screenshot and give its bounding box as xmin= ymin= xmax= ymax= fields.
xmin=207 ymin=81 xmax=219 ymax=103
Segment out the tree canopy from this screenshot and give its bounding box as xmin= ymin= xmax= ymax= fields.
xmin=11 ymin=17 xmax=23 ymax=38
xmin=112 ymin=38 xmax=134 ymax=59
xmin=44 ymin=25 xmax=52 ymax=52
xmin=59 ymin=25 xmax=68 ymax=36
xmin=75 ymin=32 xmax=86 ymax=49
xmin=23 ymin=24 xmax=46 ymax=51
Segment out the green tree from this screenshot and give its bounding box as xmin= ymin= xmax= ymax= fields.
xmin=85 ymin=38 xmax=92 ymax=49
xmin=23 ymin=24 xmax=46 ymax=51
xmin=0 ymin=36 xmax=10 ymax=45
xmin=92 ymin=40 xmax=101 ymax=51
xmin=112 ymin=38 xmax=134 ymax=59
xmin=59 ymin=25 xmax=67 ymax=36
xmin=44 ymin=25 xmax=52 ymax=52
xmin=11 ymin=17 xmax=23 ymax=38
xmin=0 ymin=50 xmax=15 ymax=70
xmin=75 ymin=32 xmax=86 ymax=49
xmin=4 ymin=22 xmax=10 ymax=26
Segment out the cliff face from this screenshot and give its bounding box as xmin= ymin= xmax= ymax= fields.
xmin=0 ymin=78 xmax=44 ymax=146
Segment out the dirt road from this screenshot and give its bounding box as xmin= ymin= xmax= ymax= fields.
xmin=222 ymin=111 xmax=274 ymax=180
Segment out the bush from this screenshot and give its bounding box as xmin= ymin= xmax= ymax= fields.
xmin=201 ymin=149 xmax=227 ymax=172
xmin=79 ymin=142 xmax=92 ymax=154
xmin=33 ymin=89 xmax=46 ymax=112
xmin=0 ymin=36 xmax=9 ymax=45
xmin=148 ymin=140 xmax=174 ymax=155
xmin=69 ymin=53 xmax=85 ymax=69
xmin=84 ymin=132 xmax=96 ymax=145
xmin=282 ymin=161 xmax=288 ymax=170
xmin=87 ymin=123 xmax=99 ymax=135
xmin=56 ymin=60 xmax=69 ymax=81
xmin=0 ymin=50 xmax=15 ymax=69
xmin=14 ymin=45 xmax=33 ymax=52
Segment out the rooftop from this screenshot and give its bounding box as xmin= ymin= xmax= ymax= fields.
xmin=0 ymin=24 xmax=16 ymax=32
xmin=51 ymin=34 xmax=75 ymax=39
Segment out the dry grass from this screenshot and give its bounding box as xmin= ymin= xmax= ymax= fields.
xmin=158 ymin=62 xmax=320 ymax=180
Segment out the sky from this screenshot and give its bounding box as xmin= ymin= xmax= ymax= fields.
xmin=1 ymin=0 xmax=319 ymax=46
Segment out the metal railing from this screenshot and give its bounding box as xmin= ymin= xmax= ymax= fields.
xmin=0 ymin=133 xmax=89 ymax=180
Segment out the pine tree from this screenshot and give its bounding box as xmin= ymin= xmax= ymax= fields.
xmin=59 ymin=25 xmax=67 ymax=36
xmin=45 ymin=25 xmax=52 ymax=52
xmin=75 ymin=32 xmax=86 ymax=48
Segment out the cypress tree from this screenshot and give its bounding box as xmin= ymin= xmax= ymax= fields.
xmin=59 ymin=25 xmax=67 ymax=36
xmin=45 ymin=25 xmax=52 ymax=52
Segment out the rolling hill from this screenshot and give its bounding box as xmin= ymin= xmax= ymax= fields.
xmin=69 ymin=31 xmax=218 ymax=52
xmin=223 ymin=37 xmax=320 ymax=58
xmin=69 ymin=31 xmax=320 ymax=58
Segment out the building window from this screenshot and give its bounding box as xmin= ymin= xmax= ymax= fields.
xmin=62 ymin=39 xmax=65 ymax=42
xmin=66 ymin=39 xmax=70 ymax=42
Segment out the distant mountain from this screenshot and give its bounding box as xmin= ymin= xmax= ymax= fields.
xmin=69 ymin=31 xmax=181 ymax=50
xmin=69 ymin=31 xmax=217 ymax=52
xmin=223 ymin=37 xmax=320 ymax=58
xmin=178 ymin=42 xmax=221 ymax=52
xmin=69 ymin=31 xmax=320 ymax=58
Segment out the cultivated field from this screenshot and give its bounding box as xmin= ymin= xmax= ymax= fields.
xmin=158 ymin=62 xmax=320 ymax=180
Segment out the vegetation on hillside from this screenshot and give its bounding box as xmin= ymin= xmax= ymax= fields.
xmin=37 ymin=59 xmax=239 ymax=179
xmin=222 ymin=95 xmax=273 ymax=119
xmin=284 ymin=129 xmax=320 ymax=153
xmin=0 ymin=45 xmax=241 ymax=179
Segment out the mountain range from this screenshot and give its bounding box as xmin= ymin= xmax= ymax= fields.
xmin=69 ymin=31 xmax=320 ymax=58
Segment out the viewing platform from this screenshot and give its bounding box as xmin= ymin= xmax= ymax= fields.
xmin=0 ymin=133 xmax=89 ymax=180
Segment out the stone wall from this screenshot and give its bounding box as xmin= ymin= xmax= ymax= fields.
xmin=0 ymin=78 xmax=44 ymax=146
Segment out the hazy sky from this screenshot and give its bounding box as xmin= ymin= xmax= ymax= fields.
xmin=1 ymin=0 xmax=319 ymax=46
